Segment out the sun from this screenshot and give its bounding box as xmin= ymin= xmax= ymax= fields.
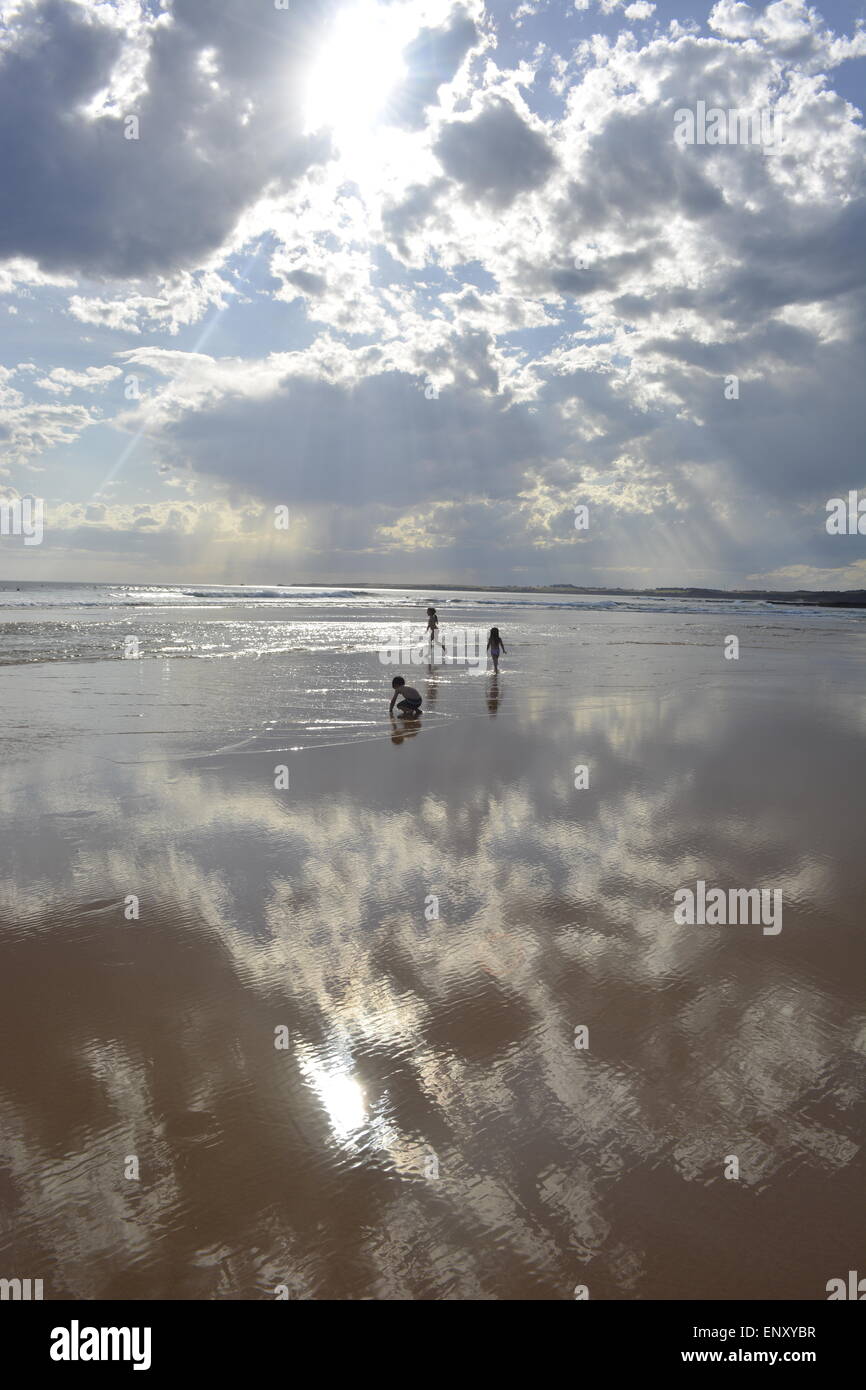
xmin=302 ymin=1 xmax=413 ymax=149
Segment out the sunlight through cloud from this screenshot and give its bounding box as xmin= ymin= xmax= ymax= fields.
xmin=302 ymin=1 xmax=413 ymax=152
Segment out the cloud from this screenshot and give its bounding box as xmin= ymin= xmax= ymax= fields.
xmin=0 ymin=256 xmax=74 ymax=294
xmin=0 ymin=400 xmax=96 ymax=470
xmin=0 ymin=0 xmax=329 ymax=278
xmin=68 ymin=269 xmax=235 ymax=335
xmin=35 ymin=365 xmax=123 ymax=394
xmin=282 ymin=269 xmax=329 ymax=299
xmin=434 ymin=97 xmax=557 ymax=207
xmin=709 ymin=0 xmax=866 ymax=69
xmin=573 ymin=0 xmax=656 ymax=14
xmin=388 ymin=7 xmax=480 ymax=129
xmin=135 ymin=359 xmax=545 ymax=511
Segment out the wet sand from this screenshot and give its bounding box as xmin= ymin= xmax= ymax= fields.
xmin=0 ymin=607 xmax=864 ymax=1299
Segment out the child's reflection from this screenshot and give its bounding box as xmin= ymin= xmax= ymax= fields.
xmin=486 ymin=674 xmax=500 ymax=717
xmin=390 ymin=715 xmax=422 ymax=744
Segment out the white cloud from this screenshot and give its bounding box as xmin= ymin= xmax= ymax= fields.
xmin=35 ymin=365 xmax=123 ymax=394
xmin=0 ymin=401 xmax=97 ymax=471
xmin=0 ymin=257 xmax=74 ymax=294
xmin=68 ymin=270 xmax=235 ymax=335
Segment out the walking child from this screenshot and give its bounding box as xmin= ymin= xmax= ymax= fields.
xmin=425 ymin=606 xmax=445 ymax=654
xmin=487 ymin=627 xmax=506 ymax=674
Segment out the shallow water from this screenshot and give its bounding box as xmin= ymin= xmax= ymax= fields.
xmin=0 ymin=589 xmax=864 ymax=1298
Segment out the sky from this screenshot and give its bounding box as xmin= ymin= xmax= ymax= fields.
xmin=0 ymin=0 xmax=864 ymax=589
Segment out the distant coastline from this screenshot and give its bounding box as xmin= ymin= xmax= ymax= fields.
xmin=1 ymin=579 xmax=864 ymax=609
xmin=306 ymin=583 xmax=866 ymax=610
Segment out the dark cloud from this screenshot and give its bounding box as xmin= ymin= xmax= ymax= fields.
xmin=660 ymin=323 xmax=866 ymax=504
xmin=434 ymin=99 xmax=556 ymax=208
xmin=712 ymin=200 xmax=866 ymax=316
xmin=548 ymin=116 xmax=725 ymax=243
xmin=550 ymin=244 xmax=662 ymax=298
xmin=382 ymin=178 xmax=450 ymax=261
xmin=283 ymin=269 xmax=328 ymax=297
xmin=611 ymin=293 xmax=654 ymax=320
xmin=155 ymin=367 xmax=545 ymax=508
xmin=0 ymin=0 xmax=330 ymax=277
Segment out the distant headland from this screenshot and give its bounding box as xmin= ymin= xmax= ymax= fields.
xmin=336 ymin=583 xmax=866 ymax=609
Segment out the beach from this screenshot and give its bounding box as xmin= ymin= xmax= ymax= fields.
xmin=0 ymin=583 xmax=864 ymax=1299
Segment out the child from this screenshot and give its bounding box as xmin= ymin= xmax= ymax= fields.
xmin=425 ymin=606 xmax=445 ymax=653
xmin=487 ymin=627 xmax=506 ymax=674
xmin=389 ymin=675 xmax=423 ymax=716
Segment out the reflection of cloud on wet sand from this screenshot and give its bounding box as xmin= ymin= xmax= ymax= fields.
xmin=0 ymin=680 xmax=864 ymax=1297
